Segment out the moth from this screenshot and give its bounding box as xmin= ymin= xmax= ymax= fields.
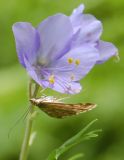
xmin=30 ymin=96 xmax=96 ymax=118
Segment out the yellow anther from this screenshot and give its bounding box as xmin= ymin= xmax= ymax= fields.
xmin=68 ymin=58 xmax=73 ymax=64
xmin=75 ymin=59 xmax=80 ymax=65
xmin=49 ymin=75 xmax=55 ymax=84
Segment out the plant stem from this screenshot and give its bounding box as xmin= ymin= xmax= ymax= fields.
xmin=19 ymin=81 xmax=39 ymax=160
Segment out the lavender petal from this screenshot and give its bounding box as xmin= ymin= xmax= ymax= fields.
xmin=12 ymin=22 xmax=40 ymax=67
xmin=96 ymin=40 xmax=118 ymax=64
xmin=37 ymin=14 xmax=73 ymax=64
xmin=50 ymin=44 xmax=99 ymax=81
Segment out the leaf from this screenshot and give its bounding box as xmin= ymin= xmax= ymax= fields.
xmin=47 ymin=119 xmax=101 ymax=160
xmin=68 ymin=153 xmax=84 ymax=160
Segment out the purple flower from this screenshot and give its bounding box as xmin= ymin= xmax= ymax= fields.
xmin=12 ymin=4 xmax=118 ymax=94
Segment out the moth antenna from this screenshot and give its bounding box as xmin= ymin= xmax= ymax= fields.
xmin=8 ymin=107 xmax=30 ymax=139
xmin=22 ymin=107 xmax=31 ymax=122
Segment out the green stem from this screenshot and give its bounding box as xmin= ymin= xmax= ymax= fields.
xmin=19 ymin=81 xmax=39 ymax=160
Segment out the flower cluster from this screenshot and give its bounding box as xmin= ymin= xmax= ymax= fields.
xmin=12 ymin=4 xmax=118 ymax=94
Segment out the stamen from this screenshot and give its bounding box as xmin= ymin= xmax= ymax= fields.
xmin=68 ymin=58 xmax=73 ymax=64
xmin=70 ymin=74 xmax=75 ymax=80
xmin=75 ymin=59 xmax=80 ymax=65
xmin=48 ymin=75 xmax=55 ymax=84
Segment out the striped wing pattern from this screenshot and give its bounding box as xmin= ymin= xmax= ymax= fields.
xmin=30 ymin=98 xmax=96 ymax=118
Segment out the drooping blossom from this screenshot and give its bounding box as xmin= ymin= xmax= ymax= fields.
xmin=12 ymin=4 xmax=118 ymax=94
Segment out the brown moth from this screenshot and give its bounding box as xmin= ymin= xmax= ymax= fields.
xmin=30 ymin=96 xmax=96 ymax=118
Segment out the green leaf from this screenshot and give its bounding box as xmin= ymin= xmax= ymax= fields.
xmin=47 ymin=119 xmax=101 ymax=160
xmin=68 ymin=153 xmax=84 ymax=160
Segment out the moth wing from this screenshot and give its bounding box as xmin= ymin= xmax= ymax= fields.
xmin=30 ymin=98 xmax=96 ymax=118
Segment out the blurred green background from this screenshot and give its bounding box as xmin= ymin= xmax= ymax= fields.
xmin=0 ymin=0 xmax=124 ymax=159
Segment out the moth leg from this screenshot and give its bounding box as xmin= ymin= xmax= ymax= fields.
xmin=57 ymin=96 xmax=70 ymax=102
xmin=40 ymin=88 xmax=46 ymax=94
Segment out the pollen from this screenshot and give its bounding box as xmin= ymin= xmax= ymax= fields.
xmin=49 ymin=75 xmax=55 ymax=84
xmin=75 ymin=59 xmax=80 ymax=65
xmin=68 ymin=58 xmax=73 ymax=64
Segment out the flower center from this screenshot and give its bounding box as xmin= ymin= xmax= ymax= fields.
xmin=37 ymin=56 xmax=48 ymax=66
